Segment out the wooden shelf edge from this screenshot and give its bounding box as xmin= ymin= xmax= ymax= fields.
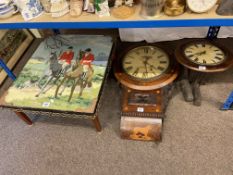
xmin=0 ymin=5 xmax=233 ymax=29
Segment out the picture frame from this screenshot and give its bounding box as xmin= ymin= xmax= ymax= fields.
xmin=0 ymin=29 xmax=34 ymax=85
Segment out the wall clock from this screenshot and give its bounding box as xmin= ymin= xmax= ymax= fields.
xmin=114 ymin=44 xmax=179 ymax=141
xmin=115 ymin=45 xmax=178 ymax=90
xmin=175 ymin=40 xmax=233 ymax=72
xmin=187 ymin=0 xmax=217 ymax=13
xmin=175 ymin=39 xmax=233 ymax=106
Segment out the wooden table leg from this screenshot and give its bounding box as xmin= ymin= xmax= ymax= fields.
xmin=14 ymin=111 xmax=33 ymax=125
xmin=92 ymin=116 xmax=102 ymax=132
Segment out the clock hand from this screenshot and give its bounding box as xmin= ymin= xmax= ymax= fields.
xmin=146 ymin=62 xmax=158 ymax=70
xmin=142 ymin=56 xmax=152 ymax=61
xmin=197 ymin=51 xmax=206 ymax=55
xmin=149 ymin=65 xmax=157 ymax=75
xmin=188 ymin=51 xmax=206 ymax=57
xmin=132 ymin=67 xmax=140 ymax=76
xmin=200 ymin=51 xmax=206 ymax=55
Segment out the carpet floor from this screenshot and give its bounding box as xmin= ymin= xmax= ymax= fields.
xmin=1 ymin=71 xmax=233 ymax=175
xmin=1 ymin=39 xmax=233 ymax=175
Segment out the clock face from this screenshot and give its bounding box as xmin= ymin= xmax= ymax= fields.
xmin=187 ymin=0 xmax=217 ymax=13
xmin=122 ymin=46 xmax=170 ymax=80
xmin=184 ymin=42 xmax=226 ymax=66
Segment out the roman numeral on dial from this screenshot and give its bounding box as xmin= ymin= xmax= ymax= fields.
xmin=152 ymin=50 xmax=156 ymax=55
xmin=157 ymin=66 xmax=165 ymax=71
xmin=151 ymin=70 xmax=157 ymax=75
xmin=212 ymin=59 xmax=217 ymax=63
xmin=124 ymin=61 xmax=132 ymax=64
xmin=132 ymin=68 xmax=139 ymax=76
xmin=194 ymin=58 xmax=199 ymax=62
xmin=215 ymin=56 xmax=223 ymax=61
xmin=125 ymin=66 xmax=133 ymax=71
xmin=158 ymin=55 xmax=164 ymax=58
xmin=216 ymin=53 xmax=223 ymax=56
xmin=187 ymin=54 xmax=194 ymax=58
xmin=142 ymin=72 xmax=148 ymax=78
xmin=144 ymin=48 xmax=149 ymax=54
xmin=160 ymin=61 xmax=167 ymax=64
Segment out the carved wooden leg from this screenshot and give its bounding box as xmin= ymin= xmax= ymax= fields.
xmin=14 ymin=111 xmax=33 ymax=125
xmin=92 ymin=116 xmax=102 ymax=132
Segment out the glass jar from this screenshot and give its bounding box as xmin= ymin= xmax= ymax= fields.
xmin=140 ymin=0 xmax=165 ymax=18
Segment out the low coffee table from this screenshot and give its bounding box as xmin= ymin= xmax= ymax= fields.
xmin=0 ymin=35 xmax=114 ymax=131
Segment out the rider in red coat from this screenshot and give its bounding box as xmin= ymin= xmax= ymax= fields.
xmin=58 ymin=46 xmax=74 ymax=65
xmin=80 ymin=48 xmax=95 ymax=72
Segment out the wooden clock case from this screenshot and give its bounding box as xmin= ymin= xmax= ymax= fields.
xmin=114 ymin=41 xmax=179 ymax=141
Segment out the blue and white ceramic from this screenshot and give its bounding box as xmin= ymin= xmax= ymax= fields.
xmin=13 ymin=0 xmax=44 ymax=21
xmin=0 ymin=1 xmax=19 ymax=19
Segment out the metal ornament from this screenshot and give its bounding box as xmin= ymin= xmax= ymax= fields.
xmin=164 ymin=0 xmax=186 ymax=16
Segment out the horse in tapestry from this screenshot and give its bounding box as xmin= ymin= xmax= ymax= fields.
xmin=35 ymin=51 xmax=63 ymax=97
xmin=54 ymin=50 xmax=94 ymax=102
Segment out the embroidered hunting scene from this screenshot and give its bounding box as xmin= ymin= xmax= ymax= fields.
xmin=1 ymin=35 xmax=113 ymax=113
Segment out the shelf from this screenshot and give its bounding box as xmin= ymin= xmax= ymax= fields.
xmin=1 ymin=5 xmax=233 ymax=29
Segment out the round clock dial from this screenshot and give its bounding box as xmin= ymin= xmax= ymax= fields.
xmin=175 ymin=40 xmax=233 ymax=73
xmin=114 ymin=44 xmax=179 ymax=90
xmin=187 ymin=0 xmax=217 ymax=13
xmin=184 ymin=42 xmax=226 ymax=66
xmin=122 ymin=46 xmax=170 ymax=80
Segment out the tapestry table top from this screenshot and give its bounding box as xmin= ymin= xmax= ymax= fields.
xmin=0 ymin=35 xmax=113 ymax=114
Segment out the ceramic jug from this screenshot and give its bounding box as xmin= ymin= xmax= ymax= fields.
xmin=13 ymin=0 xmax=43 ymax=21
xmin=0 ymin=1 xmax=19 ymax=19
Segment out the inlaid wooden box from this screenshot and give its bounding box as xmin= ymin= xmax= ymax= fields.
xmin=121 ymin=116 xmax=162 ymax=141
